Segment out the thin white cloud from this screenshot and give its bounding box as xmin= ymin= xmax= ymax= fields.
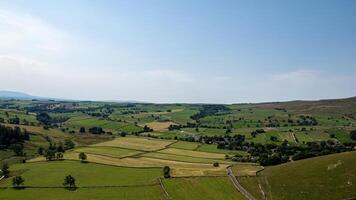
xmin=0 ymin=9 xmax=70 ymax=52
xmin=0 ymin=9 xmax=354 ymax=103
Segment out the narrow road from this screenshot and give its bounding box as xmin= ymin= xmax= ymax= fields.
xmin=227 ymin=166 xmax=257 ymax=200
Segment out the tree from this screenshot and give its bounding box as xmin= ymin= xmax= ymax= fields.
xmin=1 ymin=163 xmax=10 ymax=178
xmin=36 ymin=113 xmax=52 ymax=125
xmin=11 ymin=143 xmax=24 ymax=156
xmin=63 ymin=175 xmax=76 ymax=189
xmin=79 ymin=127 xmax=86 ymax=133
xmin=37 ymin=147 xmax=44 ymax=155
xmin=56 ymin=152 xmax=63 ymax=160
xmin=89 ymin=127 xmax=104 ymax=134
xmin=64 ymin=139 xmax=75 ymax=150
xmin=79 ymin=152 xmax=87 ymax=162
xmin=120 ymin=131 xmax=127 ymax=137
xmin=143 ymin=125 xmax=153 ymax=132
xmin=12 ymin=176 xmax=24 ymax=188
xmin=163 ymin=166 xmax=170 ymax=178
xmin=350 ymin=130 xmax=356 ymax=141
xmin=44 ymin=149 xmax=56 ymax=161
xmin=213 ymin=162 xmax=219 ymax=167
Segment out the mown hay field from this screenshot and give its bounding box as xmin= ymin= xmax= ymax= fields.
xmin=158 ymin=148 xmax=226 ymax=159
xmin=92 ymin=137 xmax=174 ymax=151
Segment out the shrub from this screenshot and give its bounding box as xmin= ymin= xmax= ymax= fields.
xmin=163 ymin=166 xmax=170 ymax=178
xmin=12 ymin=176 xmax=24 ymax=188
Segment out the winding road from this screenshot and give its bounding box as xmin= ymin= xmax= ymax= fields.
xmin=227 ymin=166 xmax=257 ymax=200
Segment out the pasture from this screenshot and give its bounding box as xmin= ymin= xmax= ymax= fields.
xmin=163 ymin=177 xmax=245 ymax=200
xmin=240 ymin=151 xmax=356 ymax=200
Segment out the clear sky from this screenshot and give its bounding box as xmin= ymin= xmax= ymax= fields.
xmin=0 ymin=0 xmax=355 ymax=103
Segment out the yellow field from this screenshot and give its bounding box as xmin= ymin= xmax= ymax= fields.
xmin=30 ymin=152 xmax=228 ymax=177
xmin=28 ymin=135 xmax=236 ymax=177
xmin=92 ymin=137 xmax=174 ymax=151
xmin=145 ymin=121 xmax=176 ymax=131
xmin=158 ymin=148 xmax=226 ymax=159
xmin=232 ymin=164 xmax=264 ymax=176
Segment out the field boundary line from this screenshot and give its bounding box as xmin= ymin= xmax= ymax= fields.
xmin=28 ymin=159 xmax=163 ymax=170
xmin=0 ymin=183 xmax=160 ymax=189
xmin=158 ymin=177 xmax=173 ymax=200
xmin=227 ymin=166 xmax=257 ymax=200
xmin=139 ymin=153 xmax=233 ymax=165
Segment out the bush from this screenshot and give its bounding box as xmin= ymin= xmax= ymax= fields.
xmin=12 ymin=176 xmax=24 ymax=188
xmin=213 ymin=162 xmax=219 ymax=167
xmin=350 ymin=130 xmax=356 ymax=141
xmin=1 ymin=163 xmax=9 ymax=178
xmin=63 ymin=175 xmax=76 ymax=190
xmin=79 ymin=152 xmax=87 ymax=162
xmin=163 ymin=166 xmax=170 ymax=178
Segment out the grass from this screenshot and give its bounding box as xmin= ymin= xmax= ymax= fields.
xmin=1 ymin=160 xmax=161 ymax=187
xmin=196 ymin=144 xmax=249 ymax=156
xmin=72 ymin=146 xmax=142 ymax=158
xmin=0 ymin=161 xmax=166 ymax=200
xmin=0 ymin=187 xmax=166 ymax=200
xmin=92 ymin=137 xmax=174 ymax=151
xmin=163 ymin=177 xmax=245 ymax=200
xmin=169 ymin=141 xmax=199 ymax=150
xmin=242 ymin=151 xmax=356 ymax=200
xmin=237 ymin=176 xmax=265 ymax=200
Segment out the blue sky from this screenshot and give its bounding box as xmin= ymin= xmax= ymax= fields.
xmin=0 ymin=0 xmax=355 ymax=103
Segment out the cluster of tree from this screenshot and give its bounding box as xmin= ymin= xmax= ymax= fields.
xmin=297 ymin=115 xmax=318 ymax=126
xmin=88 ymin=127 xmax=105 ymax=134
xmin=0 ymin=125 xmax=30 ymax=150
xmin=36 ymin=113 xmax=69 ymax=126
xmin=40 ymin=140 xmax=75 ymax=161
xmin=42 ymin=142 xmax=64 ymax=161
xmin=154 ymin=132 xmax=356 ymax=166
xmin=251 ymin=129 xmax=265 ymax=138
xmin=7 ymin=116 xmax=20 ymax=124
xmin=190 ymin=105 xmax=230 ymax=121
xmin=87 ymin=112 xmax=109 ymax=118
xmin=168 ymin=124 xmax=182 ymax=131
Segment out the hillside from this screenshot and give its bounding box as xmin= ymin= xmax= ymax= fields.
xmin=239 ymin=151 xmax=356 ymax=200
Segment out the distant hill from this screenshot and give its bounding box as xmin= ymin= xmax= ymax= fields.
xmin=0 ymin=91 xmax=38 ymax=100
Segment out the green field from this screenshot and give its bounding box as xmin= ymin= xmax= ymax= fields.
xmin=72 ymin=146 xmax=142 ymax=158
xmin=0 ymin=97 xmax=355 ymax=199
xmin=0 ymin=160 xmax=166 ymax=200
xmin=163 ymin=177 xmax=245 ymax=200
xmin=239 ymin=151 xmax=356 ymax=200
